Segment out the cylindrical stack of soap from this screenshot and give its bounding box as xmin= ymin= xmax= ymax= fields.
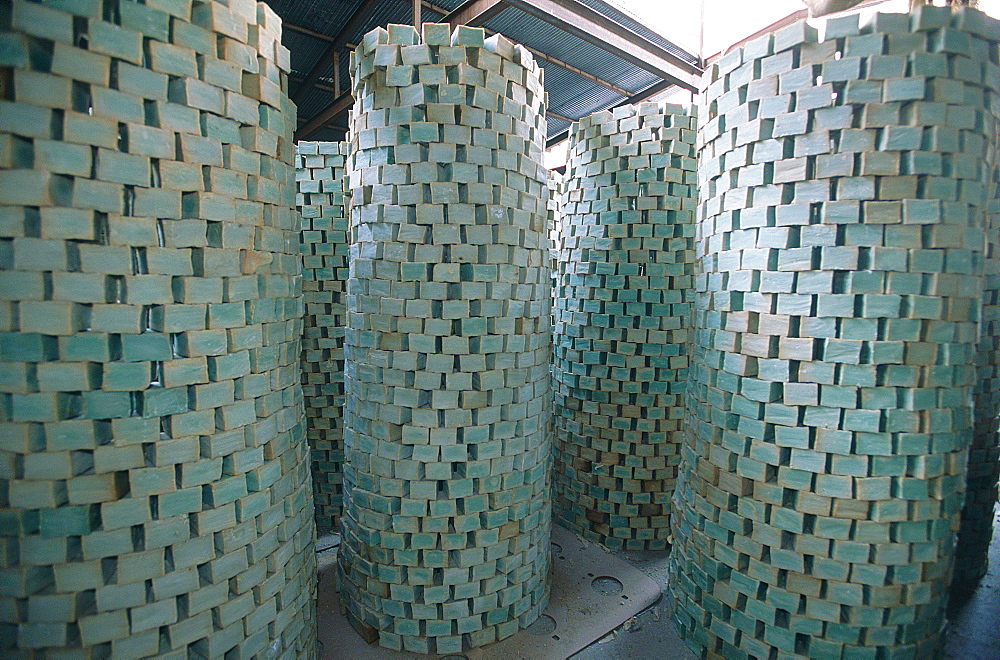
xmin=338 ymin=23 xmax=552 ymax=654
xmin=958 ymin=130 xmax=1000 ymax=588
xmin=669 ymin=7 xmax=1000 ymax=658
xmin=296 ymin=141 xmax=350 ymax=533
xmin=552 ymin=103 xmax=696 ymax=551
xmin=0 ymin=1 xmax=316 ymax=656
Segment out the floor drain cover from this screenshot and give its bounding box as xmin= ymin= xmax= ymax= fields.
xmin=591 ymin=576 xmax=624 ymax=595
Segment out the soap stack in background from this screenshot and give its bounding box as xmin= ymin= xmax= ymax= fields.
xmin=552 ymin=103 xmax=697 ymax=551
xmin=670 ymin=6 xmax=1000 ymax=658
xmin=296 ymin=140 xmax=350 ymax=533
xmin=0 ymin=1 xmax=316 ymax=657
xmin=547 ymin=171 xmax=563 ymax=278
xmin=959 ymin=126 xmax=1000 ymax=587
xmin=338 ymin=23 xmax=553 ymax=654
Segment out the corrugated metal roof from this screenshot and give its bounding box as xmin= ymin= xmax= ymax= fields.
xmin=483 ymin=9 xmax=658 ymax=94
xmin=541 ymin=62 xmax=617 ymax=120
xmin=576 ymin=0 xmax=700 ymax=65
xmin=269 ymin=0 xmax=368 ymax=36
xmin=265 ymin=0 xmax=702 ymax=140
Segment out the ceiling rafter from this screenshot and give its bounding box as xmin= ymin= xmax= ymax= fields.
xmin=503 ymin=0 xmax=700 ymax=92
xmin=291 ymin=0 xmax=378 ymax=105
xmin=285 ymin=22 xmax=335 ymax=43
xmin=442 ymin=0 xmax=507 ymax=29
xmin=295 ymin=91 xmax=354 ymax=140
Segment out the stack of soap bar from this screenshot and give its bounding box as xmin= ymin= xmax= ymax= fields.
xmin=547 ymin=171 xmax=563 ymax=279
xmin=552 ymin=103 xmax=697 ymax=550
xmin=669 ymin=7 xmax=1000 ymax=658
xmin=296 ymin=140 xmax=350 ymax=533
xmin=0 ymin=1 xmax=316 ymax=656
xmin=338 ymin=23 xmax=552 ymax=654
xmin=958 ymin=136 xmax=1000 ymax=588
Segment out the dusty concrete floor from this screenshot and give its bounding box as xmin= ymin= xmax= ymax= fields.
xmin=944 ymin=506 xmax=1000 ymax=660
xmin=570 ymin=546 xmax=694 ymax=660
xmin=573 ymin=505 xmax=1000 ymax=659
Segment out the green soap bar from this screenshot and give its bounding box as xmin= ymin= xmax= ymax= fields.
xmin=130 ymin=466 xmax=174 ymax=496
xmin=34 ymin=139 xmax=92 ymax=177
xmin=51 ymin=272 xmax=108 ymax=303
xmin=80 ymin=391 xmax=132 ymax=419
xmin=90 ymin=304 xmax=143 ymax=333
xmin=120 ymin=333 xmax=172 ymax=361
xmin=36 ymin=362 xmax=97 ymax=392
xmin=123 ymin=275 xmax=172 ymax=305
xmin=148 ymin=39 xmax=198 ymax=78
xmin=118 ymin=0 xmax=170 ymax=41
xmin=451 ymin=24 xmax=485 ymax=47
xmin=129 ymin=599 xmax=177 ymax=634
xmin=158 ymin=488 xmax=202 ymax=517
xmin=422 ymin=22 xmax=451 ymax=46
xmin=12 ymin=392 xmax=75 ymax=422
xmin=171 ymin=17 xmax=214 ymax=56
xmin=78 ymin=610 xmax=130 ymax=646
xmin=884 ymin=76 xmax=926 ymax=102
xmin=39 ymin=506 xmax=94 ymax=537
xmin=87 ymin=19 xmax=141 ymax=63
xmin=201 ymin=114 xmax=241 ymax=145
xmin=128 ymin=126 xmax=176 ymax=161
xmin=77 ymin=245 xmax=132 ymax=275
xmin=208 ymin=302 xmax=246 ymax=328
xmin=12 ymin=1 xmax=73 ymax=43
xmin=161 ymin=358 xmax=207 ymax=387
xmin=151 ymin=304 xmax=205 ymax=332
xmin=173 ymin=275 xmax=223 ymax=302
xmin=143 ymin=386 xmax=189 ymax=416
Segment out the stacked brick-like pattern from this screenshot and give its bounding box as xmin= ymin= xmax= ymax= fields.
xmin=552 ymin=103 xmax=696 ymax=551
xmin=338 ymin=23 xmax=552 ymax=654
xmin=958 ymin=134 xmax=1000 ymax=587
xmin=547 ymin=171 xmax=562 ymax=272
xmin=296 ymin=141 xmax=350 ymax=532
xmin=0 ymin=1 xmax=316 ymax=656
xmin=669 ymin=7 xmax=1000 ymax=658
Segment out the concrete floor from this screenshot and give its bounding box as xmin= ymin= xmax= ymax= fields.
xmin=944 ymin=506 xmax=1000 ymax=660
xmin=573 ymin=505 xmax=1000 ymax=660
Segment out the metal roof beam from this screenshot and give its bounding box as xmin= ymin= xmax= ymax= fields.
xmin=424 ymin=0 xmax=632 ymax=97
xmin=285 ymin=22 xmax=335 ymax=42
xmin=284 ymin=25 xmax=357 ymax=52
xmin=292 ymin=0 xmax=377 ymax=105
xmin=443 ymin=0 xmax=507 ymax=29
xmin=297 ymin=117 xmax=348 ymax=133
xmin=436 ymin=0 xmax=634 ymax=98
xmin=295 ymin=91 xmax=353 ymax=140
xmin=530 ymin=48 xmax=630 ymax=97
xmin=502 ymin=0 xmax=700 ymax=92
xmin=547 ymin=109 xmax=573 ymax=124
xmin=289 ymin=75 xmax=337 ymax=95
